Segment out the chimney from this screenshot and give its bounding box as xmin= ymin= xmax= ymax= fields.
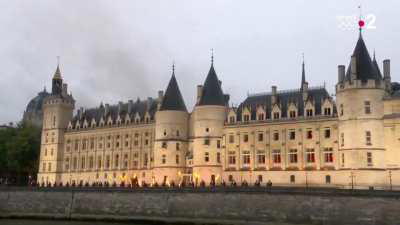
xmin=147 ymin=97 xmax=153 ymax=110
xmin=271 ymin=86 xmax=277 ymax=105
xmin=105 ymin=104 xmax=110 ymax=116
xmin=118 ymin=101 xmax=123 ymax=114
xmin=62 ymin=84 xmax=68 ymax=97
xmin=383 ymin=59 xmax=391 ymax=79
xmin=350 ymin=56 xmax=357 ymax=80
xmin=338 ymin=65 xmax=345 ymax=83
xmin=128 ymin=100 xmax=133 ymax=114
xmin=197 ymin=85 xmax=203 ymax=104
xmin=79 ymin=107 xmax=84 ymax=120
xmin=158 ymin=90 xmax=164 ymax=101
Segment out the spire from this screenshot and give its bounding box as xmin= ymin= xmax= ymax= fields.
xmin=211 ymin=48 xmax=214 ymax=65
xmin=198 ymin=56 xmax=225 ymax=106
xmin=301 ymin=53 xmax=306 ymax=89
xmin=53 ymin=56 xmax=62 ymax=80
xmin=159 ymin=64 xmax=187 ymax=111
xmin=372 ymin=50 xmax=383 ymax=78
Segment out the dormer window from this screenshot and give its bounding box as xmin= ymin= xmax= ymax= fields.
xmin=229 ymin=116 xmax=235 ymax=123
xmin=324 ymin=108 xmax=331 ymax=116
xmin=273 ymin=112 xmax=280 ymax=119
xmin=243 ymin=114 xmax=250 ymax=122
xmin=306 ymin=109 xmax=313 ymax=117
xmin=289 ymin=111 xmax=296 ymax=118
xmin=258 ymin=113 xmax=264 ymax=121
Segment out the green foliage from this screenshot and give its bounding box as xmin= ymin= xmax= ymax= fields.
xmin=0 ymin=122 xmax=41 ymax=179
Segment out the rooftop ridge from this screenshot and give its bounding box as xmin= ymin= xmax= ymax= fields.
xmin=248 ymin=85 xmax=325 ymax=97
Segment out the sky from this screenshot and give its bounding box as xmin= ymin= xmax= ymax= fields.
xmin=1 ymin=0 xmax=399 ymax=124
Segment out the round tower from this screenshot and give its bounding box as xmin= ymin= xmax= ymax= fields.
xmin=153 ymin=66 xmax=189 ymax=186
xmin=336 ymin=31 xmax=385 ymax=174
xmin=37 ymin=64 xmax=75 ymax=186
xmin=192 ymin=60 xmax=227 ymax=186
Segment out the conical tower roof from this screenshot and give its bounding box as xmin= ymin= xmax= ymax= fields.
xmin=345 ymin=33 xmax=381 ymax=82
xmin=198 ymin=63 xmax=225 ymax=106
xmin=53 ymin=65 xmax=62 ymax=80
xmin=159 ymin=68 xmax=187 ymax=111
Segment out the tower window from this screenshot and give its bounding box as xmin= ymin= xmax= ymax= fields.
xmin=364 ymin=101 xmax=371 ymax=114
xmin=366 ymin=131 xmax=372 ymax=145
xmin=176 ymin=155 xmax=179 ymax=164
xmin=367 ymin=152 xmax=373 ymax=166
xmin=176 ymin=143 xmax=180 ymax=150
xmin=204 ymin=152 xmax=209 ymax=162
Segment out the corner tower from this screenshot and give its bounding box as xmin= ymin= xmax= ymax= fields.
xmin=153 ymin=65 xmax=189 ymax=185
xmin=192 ymin=57 xmax=227 ymax=186
xmin=37 ymin=64 xmax=75 ymax=185
xmin=336 ymin=30 xmax=386 ymax=174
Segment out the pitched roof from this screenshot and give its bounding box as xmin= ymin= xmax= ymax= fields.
xmin=198 ymin=64 xmax=225 ymax=106
xmin=345 ymin=33 xmax=381 ymax=82
xmin=236 ymin=87 xmax=331 ymax=121
xmin=159 ymin=73 xmax=187 ymax=111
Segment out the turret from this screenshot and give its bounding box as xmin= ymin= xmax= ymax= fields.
xmin=153 ymin=64 xmax=189 ymax=185
xmin=37 ymin=64 xmax=75 ymax=185
xmin=336 ymin=30 xmax=385 ymax=170
xmin=192 ymin=55 xmax=227 ymax=186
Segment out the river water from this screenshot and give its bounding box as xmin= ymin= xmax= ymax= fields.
xmin=0 ymin=219 xmax=309 ymax=225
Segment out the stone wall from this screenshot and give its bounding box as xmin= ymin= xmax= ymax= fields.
xmin=0 ymin=188 xmax=400 ymax=225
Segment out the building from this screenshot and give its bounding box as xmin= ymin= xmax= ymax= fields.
xmin=23 ymin=87 xmax=50 ymax=127
xmin=37 ymin=30 xmax=400 ymax=188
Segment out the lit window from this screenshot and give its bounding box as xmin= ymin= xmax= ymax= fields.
xmin=289 ymin=149 xmax=298 ymax=163
xmin=324 ymin=148 xmax=333 ymax=163
xmin=272 ymin=149 xmax=281 ymax=163
xmin=306 ymin=149 xmax=315 ymax=163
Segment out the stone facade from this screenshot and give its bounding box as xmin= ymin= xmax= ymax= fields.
xmin=38 ymin=32 xmax=400 ymax=189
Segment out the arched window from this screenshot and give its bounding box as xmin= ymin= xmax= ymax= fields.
xmin=290 ymin=175 xmax=295 ymax=183
xmin=326 ymin=175 xmax=331 ymax=184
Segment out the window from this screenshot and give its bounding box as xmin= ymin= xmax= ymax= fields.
xmin=341 ymin=133 xmax=344 ymax=147
xmin=205 ymin=152 xmax=209 ymax=162
xmin=229 ymin=135 xmax=234 ymax=143
xmin=114 ymin=154 xmax=119 ymax=168
xmin=176 ymin=130 xmax=180 ymax=137
xmin=306 ymin=149 xmax=315 ymax=163
xmin=125 ymin=141 xmax=129 ymax=147
xmin=324 ymin=128 xmax=331 ymax=138
xmin=289 ymin=149 xmax=298 ymax=163
xmin=204 ymin=139 xmax=210 ymax=145
xmin=257 ymin=151 xmax=265 ymax=164
xmin=366 ymin=131 xmax=372 ymax=145
xmin=228 ymin=175 xmax=233 ymax=182
xmin=273 ymin=112 xmax=280 ymax=119
xmin=326 ymin=175 xmax=331 ymax=184
xmin=145 ymin=139 xmax=149 ymax=145
xmin=176 ymin=155 xmax=180 ymax=164
xmin=82 ymin=139 xmax=87 ymax=150
xmin=65 ymin=158 xmax=70 ymax=170
xmin=273 ymin=131 xmax=279 ymax=141
xmin=258 ymin=133 xmax=264 ymax=142
xmin=289 ymin=111 xmax=296 ymax=118
xmin=176 ymin=143 xmax=180 ymax=150
xmin=217 ymin=140 xmax=221 ymax=148
xmin=242 ymin=151 xmax=250 ymax=165
xmin=341 ymin=153 xmax=345 ymax=166
xmin=324 ymin=107 xmax=331 ymax=116
xmin=306 ymin=130 xmax=313 ymax=139
xmin=162 ymin=142 xmax=167 ymax=148
xmin=217 ymin=152 xmax=221 ymax=163
xmin=97 ymin=156 xmax=102 ymax=169
xmin=85 ymin=156 xmax=92 ymax=169
xmin=367 ymin=152 xmax=373 ymax=166
xmin=258 ymin=113 xmax=264 ymax=121
xmin=75 ymin=140 xmax=79 ymax=150
xmin=81 ymin=156 xmax=86 ymax=169
xmin=364 ymin=101 xmax=371 ymax=114
xmin=243 ymin=134 xmax=249 ymax=142
xmin=123 ymin=154 xmax=128 ymax=169
xmin=290 ymin=175 xmax=295 ymax=183
xmin=116 ymin=141 xmax=120 ymax=148
xmin=244 ymin=114 xmax=250 ymax=122
xmin=340 ymin=104 xmax=344 ymax=116
xmin=48 ymin=163 xmax=52 ymax=172
xmin=324 ymin=148 xmax=333 ymax=163
xmin=229 ymin=116 xmax=235 ymax=123
xmin=144 ymin=153 xmax=148 ymax=166
xmin=42 ymin=163 xmax=46 ymax=172
xmin=205 ymin=128 xmax=209 ymax=132
xmin=162 ymin=155 xmax=166 ymax=164
xmin=306 ymin=109 xmax=313 ymax=117
xmin=272 ymin=149 xmax=281 ymax=163
xmin=289 ymin=130 xmax=296 ymax=140
xmin=105 ymin=155 xmax=110 ymax=169
xmin=228 ymin=151 xmax=236 ymax=165
xmin=73 ymin=157 xmax=77 ymax=170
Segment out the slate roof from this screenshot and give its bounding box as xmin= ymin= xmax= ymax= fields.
xmin=159 ymin=73 xmax=187 ymax=111
xmin=25 ymin=89 xmax=50 ymax=113
xmin=345 ymin=33 xmax=382 ymax=82
xmin=70 ymin=98 xmax=159 ymax=128
xmin=198 ymin=64 xmax=226 ymax=106
xmin=235 ymin=87 xmax=332 ymax=121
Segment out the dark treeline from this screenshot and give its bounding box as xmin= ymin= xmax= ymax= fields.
xmin=0 ymin=122 xmax=41 ymax=185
